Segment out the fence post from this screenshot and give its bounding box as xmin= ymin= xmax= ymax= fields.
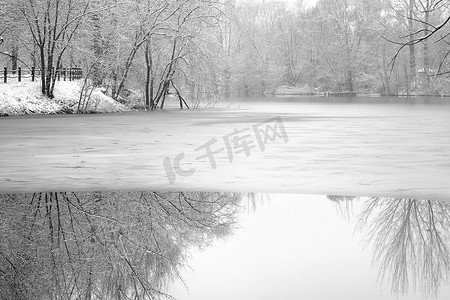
xmin=3 ymin=67 xmax=6 ymax=83
xmin=57 ymin=69 xmax=60 ymax=81
xmin=63 ymin=68 xmax=66 ymax=81
xmin=32 ymin=67 xmax=35 ymax=81
xmin=18 ymin=67 xmax=21 ymax=82
xmin=69 ymin=68 xmax=72 ymax=81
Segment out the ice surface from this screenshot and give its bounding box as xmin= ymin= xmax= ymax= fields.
xmin=1 ymin=97 xmax=449 ymax=200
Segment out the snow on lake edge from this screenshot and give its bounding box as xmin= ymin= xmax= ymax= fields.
xmin=0 ymin=81 xmax=129 ymax=116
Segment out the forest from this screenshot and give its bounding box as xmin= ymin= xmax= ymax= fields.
xmin=1 ymin=0 xmax=450 ymax=106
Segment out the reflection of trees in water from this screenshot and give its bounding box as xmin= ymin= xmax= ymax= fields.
xmin=327 ymin=195 xmax=357 ymax=219
xmin=0 ymin=191 xmax=242 ymax=300
xmin=329 ymin=195 xmax=450 ymax=297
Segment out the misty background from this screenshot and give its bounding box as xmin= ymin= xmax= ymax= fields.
xmin=2 ymin=0 xmax=450 ymax=107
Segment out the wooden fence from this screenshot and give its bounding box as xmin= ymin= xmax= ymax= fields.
xmin=0 ymin=67 xmax=82 ymax=83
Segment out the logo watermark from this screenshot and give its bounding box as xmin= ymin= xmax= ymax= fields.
xmin=164 ymin=116 xmax=289 ymax=184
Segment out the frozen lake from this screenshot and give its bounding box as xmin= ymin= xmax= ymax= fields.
xmin=1 ymin=96 xmax=450 ymax=200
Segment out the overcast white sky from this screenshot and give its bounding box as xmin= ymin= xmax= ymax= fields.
xmin=168 ymin=194 xmax=450 ymax=300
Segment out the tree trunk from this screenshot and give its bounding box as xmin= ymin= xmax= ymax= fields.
xmin=91 ymin=13 xmax=103 ymax=87
xmin=381 ymin=43 xmax=391 ymax=95
xmin=111 ymin=69 xmax=118 ymax=99
xmin=408 ymin=0 xmax=416 ymax=91
xmin=31 ymin=44 xmax=37 ymax=68
xmin=144 ymin=40 xmax=154 ymax=109
xmin=404 ymin=60 xmax=410 ymax=96
xmin=346 ymin=69 xmax=353 ymax=91
xmin=113 ymin=35 xmax=144 ymax=100
xmin=153 ymin=39 xmax=178 ymax=109
xmin=39 ymin=46 xmax=46 ymax=95
xmin=423 ymin=1 xmax=430 ymax=89
xmin=160 ymin=82 xmax=169 ymax=109
xmin=45 ymin=61 xmax=54 ymax=98
xmin=11 ymin=44 xmax=18 ymax=72
xmin=224 ymin=24 xmax=232 ymax=97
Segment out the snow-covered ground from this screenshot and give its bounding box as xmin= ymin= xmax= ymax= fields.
xmin=0 ymin=81 xmax=128 ymax=116
xmin=1 ymin=98 xmax=450 ymax=201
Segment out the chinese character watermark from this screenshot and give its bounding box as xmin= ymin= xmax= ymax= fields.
xmin=163 ymin=116 xmax=289 ymax=184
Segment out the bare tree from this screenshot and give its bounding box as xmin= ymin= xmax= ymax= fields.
xmin=18 ymin=0 xmax=98 ymax=98
xmin=387 ymin=0 xmax=450 ymax=76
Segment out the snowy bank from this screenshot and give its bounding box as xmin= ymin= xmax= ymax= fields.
xmin=0 ymin=81 xmax=129 ymax=116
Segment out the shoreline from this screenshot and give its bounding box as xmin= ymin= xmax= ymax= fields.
xmin=0 ymin=81 xmax=129 ymax=116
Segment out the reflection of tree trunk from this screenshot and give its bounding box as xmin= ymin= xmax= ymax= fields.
xmin=408 ymin=0 xmax=416 ymax=90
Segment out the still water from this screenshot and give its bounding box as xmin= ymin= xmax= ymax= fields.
xmin=2 ymin=191 xmax=450 ymax=299
xmin=169 ymin=193 xmax=450 ymax=300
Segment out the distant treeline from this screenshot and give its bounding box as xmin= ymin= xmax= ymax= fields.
xmin=0 ymin=0 xmax=449 ymax=104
